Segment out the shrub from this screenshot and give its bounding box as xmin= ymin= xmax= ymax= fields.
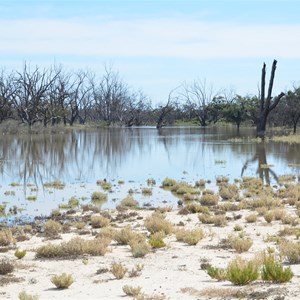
xmin=206 ymin=266 xmax=227 ymax=281
xmin=130 ymin=240 xmax=151 ymax=258
xmin=15 ymin=249 xmax=27 ymax=259
xmin=200 ymin=194 xmax=219 ymax=206
xmin=90 ymin=215 xmax=110 ymax=228
xmin=0 ymin=228 xmax=14 ymax=246
xmin=176 ymin=228 xmax=204 ymax=245
xmin=0 ymin=257 xmax=14 ymax=275
xmin=119 ymin=195 xmax=139 ymax=208
xmin=228 ymin=235 xmax=253 ymax=253
xmin=219 ymin=184 xmax=239 ymax=200
xmin=128 ymin=264 xmax=144 ymax=277
xmin=122 ymin=285 xmax=142 ymax=297
xmin=213 ymin=215 xmax=227 ymax=227
xmin=36 ymin=236 xmax=111 ymax=258
xmin=91 ymin=192 xmax=107 ymax=204
xmin=245 ymin=214 xmax=257 ymax=223
xmin=147 ymin=178 xmax=156 ymax=186
xmin=96 ymin=180 xmax=112 ymax=191
xmin=198 ymin=213 xmax=215 ymax=224
xmin=149 ymin=232 xmax=166 ymax=248
xmin=264 ymin=212 xmax=274 ymax=223
xmin=44 ymin=180 xmax=65 ymax=189
xmin=19 ymin=291 xmax=39 ymax=300
xmin=111 ymin=262 xmax=127 ymax=279
xmin=144 ymin=214 xmax=173 ymax=235
xmin=43 ymin=220 xmax=62 ymax=238
xmin=195 ymin=179 xmax=206 ymax=188
xmin=262 ymin=254 xmax=293 ymax=283
xmin=279 ymin=240 xmax=300 ymax=263
xmin=142 ymin=188 xmax=152 ymax=196
xmin=51 ymin=273 xmax=74 ymax=289
xmin=185 ymin=203 xmax=209 ymax=214
xmin=113 ymin=226 xmax=144 ymax=245
xmin=162 ymin=177 xmax=177 ymax=187
xmin=226 ymin=257 xmax=259 ymax=285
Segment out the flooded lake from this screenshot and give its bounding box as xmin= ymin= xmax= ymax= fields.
xmin=0 ymin=126 xmax=299 ymax=219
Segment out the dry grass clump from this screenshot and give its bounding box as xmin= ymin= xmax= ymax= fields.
xmin=19 ymin=291 xmax=39 ymax=300
xmin=130 ymin=240 xmax=151 ymax=258
xmin=0 ymin=228 xmax=14 ymax=246
xmin=184 ymin=203 xmax=210 ymax=214
xmin=278 ymin=174 xmax=296 ymax=184
xmin=241 ymin=176 xmax=263 ymax=191
xmin=206 ymin=266 xmax=228 ymax=281
xmin=91 ymin=192 xmax=107 ymax=204
xmin=195 ymin=179 xmax=206 ymax=188
xmin=175 ymin=228 xmax=204 ymax=245
xmin=278 ymin=240 xmax=300 ymax=263
xmin=113 ymin=226 xmax=145 ymax=245
xmin=200 ymin=193 xmax=219 ymax=206
xmin=128 ymin=263 xmax=144 ymax=277
xmin=44 ymin=180 xmax=65 ymax=189
xmin=281 ymin=214 xmax=299 ymax=226
xmin=144 ymin=213 xmax=173 ymax=235
xmin=171 ymin=182 xmax=198 ymax=196
xmin=119 ymin=195 xmax=139 ymax=208
xmin=162 ymin=177 xmax=177 ymax=187
xmin=264 ymin=212 xmax=274 ymax=223
xmin=219 ymin=183 xmax=239 ymax=201
xmin=213 ymin=214 xmax=227 ymax=227
xmin=0 ymin=257 xmax=14 ymax=275
xmin=122 ymin=285 xmax=142 ymax=297
xmin=110 ymin=262 xmax=127 ymax=279
xmin=198 ymin=213 xmax=215 ymax=224
xmin=251 ymin=195 xmax=281 ymax=210
xmin=216 ymin=176 xmax=229 ymax=184
xmin=51 ymin=273 xmax=74 ymax=289
xmin=43 ymin=220 xmax=62 ymax=238
xmin=35 ymin=236 xmax=111 ymax=258
xmin=96 ymin=179 xmax=112 ymax=190
xmin=90 ymin=215 xmax=110 ymax=228
xmin=142 ymin=187 xmax=153 ymax=196
xmin=228 ymin=234 xmax=253 ymax=253
xmin=218 ymin=203 xmax=240 ymax=212
xmin=147 ymin=178 xmax=156 ymax=186
xmin=245 ymin=214 xmax=257 ymax=223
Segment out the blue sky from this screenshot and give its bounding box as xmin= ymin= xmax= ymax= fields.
xmin=1 ymin=0 xmax=300 ymax=104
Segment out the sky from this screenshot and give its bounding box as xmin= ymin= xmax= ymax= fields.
xmin=1 ymin=0 xmax=300 ymax=104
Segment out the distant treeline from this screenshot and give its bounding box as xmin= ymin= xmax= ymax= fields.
xmin=0 ymin=62 xmax=299 ymax=133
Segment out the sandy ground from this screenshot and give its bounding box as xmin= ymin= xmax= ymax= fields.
xmin=1 ymin=207 xmax=300 ymax=300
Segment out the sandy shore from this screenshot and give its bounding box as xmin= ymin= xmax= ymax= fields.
xmin=1 ymin=201 xmax=300 ymax=300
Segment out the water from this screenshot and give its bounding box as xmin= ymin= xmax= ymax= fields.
xmin=0 ymin=126 xmax=299 ymax=219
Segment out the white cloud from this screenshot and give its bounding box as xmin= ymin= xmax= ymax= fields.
xmin=1 ymin=17 xmax=300 ymax=59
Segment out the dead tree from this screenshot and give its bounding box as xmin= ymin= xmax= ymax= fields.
xmin=256 ymin=59 xmax=285 ymax=138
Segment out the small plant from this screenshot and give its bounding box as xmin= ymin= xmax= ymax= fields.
xmin=200 ymin=194 xmax=219 ymax=206
xmin=113 ymin=226 xmax=144 ymax=245
xmin=147 ymin=178 xmax=156 ymax=186
xmin=264 ymin=212 xmax=274 ymax=223
xmin=90 ymin=215 xmax=110 ymax=228
xmin=111 ymin=262 xmax=127 ymax=279
xmin=144 ymin=213 xmax=173 ymax=235
xmin=19 ymin=291 xmax=39 ymax=300
xmin=15 ymin=249 xmax=27 ymax=259
xmin=96 ymin=180 xmax=112 ymax=190
xmin=206 ymin=266 xmax=227 ymax=281
xmin=122 ymin=285 xmax=142 ymax=297
xmin=226 ymin=257 xmax=259 ymax=285
xmin=234 ymin=224 xmax=243 ymax=231
xmin=44 ymin=180 xmax=65 ymax=189
xmin=228 ymin=235 xmax=253 ymax=253
xmin=91 ymin=192 xmax=107 ymax=203
xmin=279 ymin=240 xmax=300 ymax=263
xmin=162 ymin=177 xmax=177 ymax=187
xmin=176 ymin=228 xmax=204 ymax=245
xmin=261 ymin=254 xmax=293 ymax=283
xmin=0 ymin=257 xmax=14 ymax=275
xmin=185 ymin=203 xmax=209 ymax=214
xmin=0 ymin=228 xmax=14 ymax=246
xmin=149 ymin=232 xmax=166 ymax=248
xmin=51 ymin=273 xmax=74 ymax=289
xmin=245 ymin=214 xmax=257 ymax=223
xmin=142 ymin=187 xmax=152 ymax=196
xmin=119 ymin=195 xmax=139 ymax=208
xmin=43 ymin=220 xmax=62 ymax=238
xmin=130 ymin=240 xmax=151 ymax=258
xmin=128 ymin=263 xmax=144 ymax=277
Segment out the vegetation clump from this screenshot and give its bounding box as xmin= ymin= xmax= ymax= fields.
xmin=0 ymin=257 xmax=14 ymax=275
xmin=90 ymin=215 xmax=110 ymax=228
xmin=43 ymin=220 xmax=62 ymax=238
xmin=119 ymin=195 xmax=139 ymax=208
xmin=44 ymin=180 xmax=65 ymax=189
xmin=19 ymin=291 xmax=39 ymax=300
xmin=175 ymin=228 xmax=204 ymax=245
xmin=110 ymin=262 xmax=127 ymax=279
xmin=228 ymin=234 xmax=253 ymax=253
xmin=130 ymin=240 xmax=151 ymax=258
xmin=226 ymin=257 xmax=259 ymax=285
xmin=200 ymin=193 xmax=219 ymax=206
xmin=261 ymin=254 xmax=293 ymax=283
xmin=96 ymin=180 xmax=112 ymax=190
xmin=149 ymin=232 xmax=166 ymax=248
xmin=144 ymin=213 xmax=173 ymax=235
xmin=122 ymin=285 xmax=142 ymax=297
xmin=91 ymin=192 xmax=107 ymax=204
xmin=15 ymin=249 xmax=27 ymax=259
xmin=51 ymin=273 xmax=74 ymax=289
xmin=0 ymin=228 xmax=14 ymax=246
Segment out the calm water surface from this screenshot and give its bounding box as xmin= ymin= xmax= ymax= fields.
xmin=0 ymin=126 xmax=299 ymax=219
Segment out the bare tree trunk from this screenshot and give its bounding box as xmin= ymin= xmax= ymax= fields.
xmin=256 ymin=60 xmax=285 ymax=138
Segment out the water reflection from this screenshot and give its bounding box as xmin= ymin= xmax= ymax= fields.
xmin=0 ymin=126 xmax=299 ymax=217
